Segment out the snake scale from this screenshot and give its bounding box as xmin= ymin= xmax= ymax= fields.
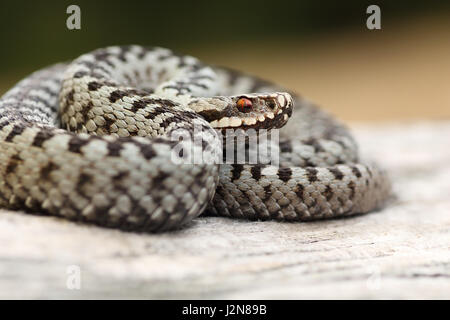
xmin=0 ymin=45 xmax=391 ymax=232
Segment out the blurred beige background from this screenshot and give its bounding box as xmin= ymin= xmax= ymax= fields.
xmin=0 ymin=3 xmax=449 ymax=123
xmin=194 ymin=14 xmax=450 ymax=122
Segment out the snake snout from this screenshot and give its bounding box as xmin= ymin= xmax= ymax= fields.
xmin=275 ymin=92 xmax=293 ymax=109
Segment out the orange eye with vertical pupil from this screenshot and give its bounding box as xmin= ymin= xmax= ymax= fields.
xmin=237 ymin=98 xmax=252 ymax=112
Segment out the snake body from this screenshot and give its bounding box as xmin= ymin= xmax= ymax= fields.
xmin=0 ymin=45 xmax=391 ymax=231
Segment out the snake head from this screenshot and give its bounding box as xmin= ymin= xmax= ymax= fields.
xmin=190 ymin=92 xmax=293 ymax=133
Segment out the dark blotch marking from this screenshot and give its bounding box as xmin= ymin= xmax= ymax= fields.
xmin=145 ymin=66 xmax=152 ymax=78
xmin=112 ymin=171 xmax=129 ymax=183
xmin=141 ymin=98 xmax=178 ymax=117
xmin=250 ymin=165 xmax=264 ymax=181
xmin=159 ymin=115 xmax=176 ymax=129
xmin=295 ymin=184 xmax=304 ymax=202
xmin=151 ymin=97 xmax=177 ymax=107
xmin=5 ymin=125 xmax=25 ymax=142
xmin=28 ymin=95 xmax=51 ymax=108
xmin=348 ymin=181 xmax=356 ymax=200
xmin=279 ymin=140 xmax=292 ymax=153
xmin=329 ymin=168 xmax=344 ymax=180
xmin=264 ymin=185 xmax=272 ymax=200
xmin=143 ymin=106 xmax=168 ymax=120
xmin=0 ymin=121 xmax=8 ymax=131
xmin=68 ymin=136 xmax=89 ymax=153
xmin=306 ymin=168 xmax=318 ymax=182
xmin=324 ymin=185 xmax=333 ymax=201
xmin=123 ymin=73 xmax=133 ymax=85
xmin=88 ymin=81 xmax=102 ymax=91
xmin=305 ymin=160 xmax=316 ymax=167
xmin=197 ymin=108 xmax=230 ymax=122
xmin=76 ymin=173 xmax=92 ymax=195
xmin=189 ymin=82 xmax=208 ymax=90
xmin=304 ymin=138 xmax=325 ymax=153
xmin=190 ymin=74 xmax=214 ymax=81
xmin=66 ymin=89 xmax=75 ymax=104
xmin=128 ymin=89 xmax=150 ymax=97
xmin=109 ymin=90 xmax=128 ymax=103
xmin=73 ymin=71 xmax=88 ymax=78
xmin=80 ymin=102 xmax=94 ymax=124
xmin=139 ymin=144 xmax=156 ymax=160
xmin=117 ymin=46 xmax=131 ymax=62
xmin=277 ymin=167 xmax=292 ymax=182
xmin=94 ymin=50 xmax=113 ymax=66
xmin=107 ymin=142 xmax=123 ymax=157
xmin=158 ymin=54 xmax=172 ymax=61
xmin=5 ymin=154 xmax=21 ymax=174
xmin=79 ymin=61 xmax=110 ymax=75
xmin=231 ymin=164 xmax=244 ymax=181
xmin=352 ymin=166 xmax=362 ymax=178
xmin=334 ymin=139 xmax=349 ymax=150
xmin=153 ymin=171 xmax=169 ymax=184
xmin=163 ymin=85 xmax=191 ymax=95
xmin=32 ymin=130 xmax=55 ymax=147
xmin=103 ymin=116 xmax=115 ymax=131
xmin=40 ymin=162 xmax=58 ymax=181
xmin=134 ymin=70 xmax=141 ymax=82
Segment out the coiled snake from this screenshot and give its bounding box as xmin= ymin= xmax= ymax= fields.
xmin=0 ymin=45 xmax=391 ymax=232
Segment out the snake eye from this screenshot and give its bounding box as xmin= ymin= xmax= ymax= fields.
xmin=237 ymin=98 xmax=252 ymax=113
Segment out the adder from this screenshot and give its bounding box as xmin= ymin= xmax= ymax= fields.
xmin=0 ymin=45 xmax=391 ymax=231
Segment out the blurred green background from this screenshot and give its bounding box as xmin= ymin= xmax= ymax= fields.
xmin=1 ymin=0 xmax=449 ymax=121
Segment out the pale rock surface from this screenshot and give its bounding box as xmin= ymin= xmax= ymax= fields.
xmin=0 ymin=121 xmax=449 ymax=299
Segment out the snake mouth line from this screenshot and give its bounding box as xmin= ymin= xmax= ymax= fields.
xmin=210 ymin=110 xmax=281 ymax=128
xmin=215 ymin=108 xmax=292 ymax=133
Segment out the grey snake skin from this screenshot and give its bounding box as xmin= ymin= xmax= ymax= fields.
xmin=0 ymin=45 xmax=391 ymax=232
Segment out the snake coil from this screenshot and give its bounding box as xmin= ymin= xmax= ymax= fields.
xmin=0 ymin=45 xmax=391 ymax=232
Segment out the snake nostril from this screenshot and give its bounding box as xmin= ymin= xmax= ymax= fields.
xmin=267 ymin=100 xmax=276 ymax=109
